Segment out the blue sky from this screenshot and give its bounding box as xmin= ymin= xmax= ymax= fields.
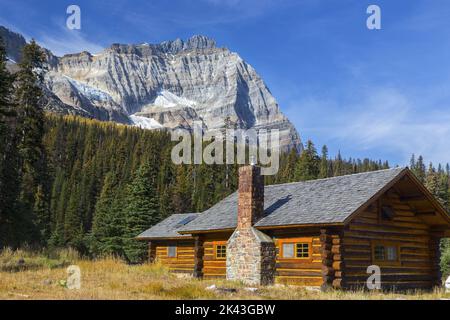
xmin=1 ymin=0 xmax=450 ymax=166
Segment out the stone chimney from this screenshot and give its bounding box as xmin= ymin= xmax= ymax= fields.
xmin=237 ymin=165 xmax=264 ymax=229
xmin=226 ymin=165 xmax=276 ymax=286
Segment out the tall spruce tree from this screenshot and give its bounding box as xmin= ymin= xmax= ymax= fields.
xmin=295 ymin=140 xmax=320 ymax=181
xmin=319 ymin=145 xmax=330 ymax=178
xmin=14 ymin=40 xmax=50 ymax=244
xmin=90 ymin=172 xmax=125 ymax=257
xmin=0 ymin=36 xmax=21 ymax=247
xmin=123 ymin=162 xmax=159 ymax=263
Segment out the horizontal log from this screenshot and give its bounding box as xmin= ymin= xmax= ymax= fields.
xmin=332 ymin=238 xmax=342 ymax=245
xmin=276 ymin=270 xmax=323 ymax=277
xmin=276 ymin=262 xmax=322 ymax=269
xmin=349 ymin=223 xmax=429 ymax=236
xmin=332 ymin=261 xmax=344 ymax=270
xmin=345 ymin=274 xmax=433 ymax=282
xmin=331 ymin=245 xmax=342 ymax=254
xmin=333 ymin=254 xmax=342 ymax=261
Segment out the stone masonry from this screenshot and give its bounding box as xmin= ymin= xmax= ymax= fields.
xmin=226 ymin=165 xmax=276 ymax=285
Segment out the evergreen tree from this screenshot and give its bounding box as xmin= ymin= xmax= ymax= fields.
xmin=123 ymin=162 xmax=160 ymax=263
xmin=414 ymin=155 xmax=426 ymax=183
xmin=319 ymin=145 xmax=330 ymax=178
xmin=90 ymin=172 xmax=125 ymax=257
xmin=0 ymin=36 xmax=20 ymax=247
xmin=295 ymin=140 xmax=320 ymax=181
xmin=425 ymin=163 xmax=439 ymax=197
xmin=14 ymin=40 xmax=50 ymax=244
xmin=334 ymin=151 xmax=344 ymax=176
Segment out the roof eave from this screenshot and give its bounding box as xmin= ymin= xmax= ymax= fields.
xmin=135 ymin=235 xmax=194 ymax=241
xmin=178 ymin=228 xmax=235 ymax=235
xmin=255 ymin=222 xmax=345 ymax=230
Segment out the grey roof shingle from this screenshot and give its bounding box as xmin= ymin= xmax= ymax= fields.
xmin=179 ymin=167 xmax=406 ymax=233
xmin=136 ymin=213 xmax=200 ymax=239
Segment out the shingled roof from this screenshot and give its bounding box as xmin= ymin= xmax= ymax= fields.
xmin=136 ymin=213 xmax=200 ymax=239
xmin=179 ymin=167 xmax=407 ymax=233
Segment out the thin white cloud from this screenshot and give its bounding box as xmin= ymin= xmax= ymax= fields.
xmin=37 ymin=27 xmax=104 ymax=57
xmin=286 ymin=87 xmax=450 ymax=166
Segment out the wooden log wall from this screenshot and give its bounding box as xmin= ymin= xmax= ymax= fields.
xmin=343 ymin=192 xmax=436 ymax=290
xmin=154 ymin=240 xmax=195 ymax=273
xmin=202 ymin=232 xmax=231 ymax=279
xmin=271 ymin=228 xmax=324 ymax=286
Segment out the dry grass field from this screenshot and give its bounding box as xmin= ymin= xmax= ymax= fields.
xmin=0 ymin=249 xmax=449 ymax=300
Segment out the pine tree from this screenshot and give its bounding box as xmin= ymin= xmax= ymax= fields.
xmin=14 ymin=40 xmax=50 ymax=244
xmin=334 ymin=151 xmax=344 ymax=176
xmin=123 ymin=162 xmax=159 ymax=263
xmin=414 ymin=155 xmax=426 ymax=183
xmin=0 ymin=36 xmax=21 ymax=247
xmin=319 ymin=145 xmax=329 ymax=178
xmin=425 ymin=163 xmax=439 ymax=196
xmin=90 ymin=172 xmax=125 ymax=257
xmin=295 ymin=140 xmax=320 ymax=181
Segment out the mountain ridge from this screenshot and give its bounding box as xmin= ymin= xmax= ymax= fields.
xmin=1 ymin=26 xmax=302 ymax=151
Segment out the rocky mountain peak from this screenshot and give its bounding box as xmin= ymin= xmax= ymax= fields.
xmin=159 ymin=35 xmax=217 ymax=54
xmin=1 ymin=26 xmax=302 ymax=151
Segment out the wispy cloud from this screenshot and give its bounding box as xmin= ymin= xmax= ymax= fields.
xmin=37 ymin=27 xmax=104 ymax=56
xmin=285 ymin=87 xmax=450 ymax=166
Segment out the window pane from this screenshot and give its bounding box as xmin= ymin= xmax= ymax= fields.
xmin=296 ymin=243 xmax=310 ymax=258
xmin=374 ymin=245 xmax=385 ymax=260
xmin=168 ymin=246 xmax=176 ymax=258
xmin=216 ymin=245 xmax=226 ymax=258
xmin=386 ymin=246 xmax=397 ymax=261
xmin=282 ymin=243 xmax=294 ymax=258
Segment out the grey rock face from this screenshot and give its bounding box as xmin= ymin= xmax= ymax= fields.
xmin=1 ymin=25 xmax=301 ymax=150
xmin=0 ymin=26 xmax=26 ymax=63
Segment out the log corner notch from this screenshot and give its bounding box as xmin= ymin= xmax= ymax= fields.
xmin=320 ymin=228 xmax=345 ymax=290
xmin=193 ymin=235 xmax=204 ymax=279
xmin=148 ymin=241 xmax=156 ymax=263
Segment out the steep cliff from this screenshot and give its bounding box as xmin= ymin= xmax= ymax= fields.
xmin=1 ymin=27 xmax=301 ymax=150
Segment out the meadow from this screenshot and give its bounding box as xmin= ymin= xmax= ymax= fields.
xmin=0 ymin=249 xmax=449 ymax=300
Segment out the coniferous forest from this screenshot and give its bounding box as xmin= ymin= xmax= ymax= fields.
xmin=0 ymin=39 xmax=449 ymax=271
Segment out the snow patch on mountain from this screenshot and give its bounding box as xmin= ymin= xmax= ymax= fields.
xmin=130 ymin=114 xmax=163 ymax=129
xmin=153 ymin=90 xmax=197 ymax=108
xmin=6 ymin=56 xmax=16 ymax=63
xmin=64 ymin=76 xmax=114 ymax=102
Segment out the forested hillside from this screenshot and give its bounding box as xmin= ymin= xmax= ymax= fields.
xmin=40 ymin=114 xmax=392 ymax=260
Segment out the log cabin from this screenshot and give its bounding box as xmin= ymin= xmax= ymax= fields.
xmin=137 ymin=166 xmax=450 ymax=290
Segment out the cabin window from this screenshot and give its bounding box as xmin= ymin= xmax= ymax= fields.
xmin=167 ymin=245 xmax=177 ymax=258
xmin=279 ymin=239 xmax=312 ymax=259
xmin=372 ymin=242 xmax=399 ymax=264
xmin=296 ymin=243 xmax=310 ymax=258
xmin=215 ymin=245 xmax=227 ymax=259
